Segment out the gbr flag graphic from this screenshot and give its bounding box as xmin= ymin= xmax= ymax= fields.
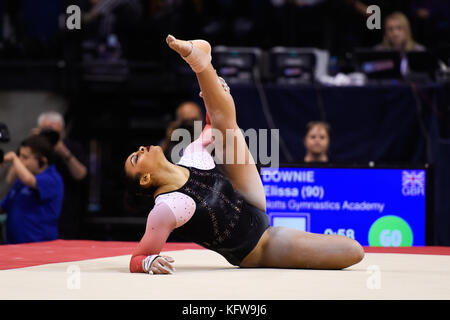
xmin=401 ymin=171 xmax=425 ymax=196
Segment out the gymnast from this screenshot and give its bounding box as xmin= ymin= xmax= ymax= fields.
xmin=124 ymin=35 xmax=365 ymax=274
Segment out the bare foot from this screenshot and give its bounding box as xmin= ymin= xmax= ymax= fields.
xmin=166 ymin=34 xmax=193 ymax=57
xmin=166 ymin=34 xmax=212 ymax=73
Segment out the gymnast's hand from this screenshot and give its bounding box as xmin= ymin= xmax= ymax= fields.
xmin=145 ymin=255 xmax=176 ymax=275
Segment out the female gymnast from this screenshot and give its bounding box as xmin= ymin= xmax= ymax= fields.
xmin=124 ymin=35 xmax=365 ymax=274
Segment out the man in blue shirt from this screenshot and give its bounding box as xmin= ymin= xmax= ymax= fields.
xmin=0 ymin=135 xmax=64 ymax=244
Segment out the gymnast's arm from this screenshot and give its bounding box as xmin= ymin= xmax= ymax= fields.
xmin=129 ymin=201 xmax=177 ymax=273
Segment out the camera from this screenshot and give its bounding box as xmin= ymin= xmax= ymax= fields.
xmin=0 ymin=123 xmax=11 ymax=164
xmin=39 ymin=129 xmax=60 ymax=147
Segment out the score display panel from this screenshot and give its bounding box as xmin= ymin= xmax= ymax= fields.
xmin=260 ymin=165 xmax=430 ymax=246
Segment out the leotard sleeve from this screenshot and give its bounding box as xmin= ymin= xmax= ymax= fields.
xmin=129 ymin=201 xmax=177 ymax=273
xmin=178 ymin=124 xmax=216 ymax=170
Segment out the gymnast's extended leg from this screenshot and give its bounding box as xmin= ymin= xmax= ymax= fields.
xmin=240 ymin=227 xmax=365 ymax=269
xmin=166 ymin=35 xmax=266 ymax=212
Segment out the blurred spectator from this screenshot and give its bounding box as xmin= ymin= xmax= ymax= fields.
xmin=6 ymin=111 xmax=89 ymax=239
xmin=410 ymin=0 xmax=450 ymax=48
xmin=160 ymin=101 xmax=203 ymax=162
xmin=83 ymin=0 xmax=142 ymax=37
xmin=374 ymin=11 xmax=425 ymax=52
xmin=0 ymin=135 xmax=64 ymax=244
xmin=175 ymin=101 xmax=203 ymax=122
xmin=37 ymin=111 xmax=88 ymax=239
xmin=303 ymin=121 xmax=331 ymax=163
xmin=81 ymin=0 xmax=143 ymax=58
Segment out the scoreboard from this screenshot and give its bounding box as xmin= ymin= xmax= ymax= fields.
xmin=260 ymin=166 xmax=429 ymax=246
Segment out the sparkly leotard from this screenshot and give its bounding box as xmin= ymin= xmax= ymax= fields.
xmin=129 ymin=126 xmax=270 ymax=272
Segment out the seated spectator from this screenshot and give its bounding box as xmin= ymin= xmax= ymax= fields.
xmin=374 ymin=11 xmax=425 ymax=52
xmin=83 ymin=0 xmax=142 ymax=35
xmin=81 ymin=0 xmax=143 ymax=59
xmin=0 ymin=134 xmax=64 ymax=244
xmin=175 ymin=101 xmax=203 ymax=123
xmin=160 ymin=101 xmax=204 ymax=163
xmin=303 ymin=121 xmax=331 ymax=163
xmin=411 ymin=0 xmax=450 ymax=48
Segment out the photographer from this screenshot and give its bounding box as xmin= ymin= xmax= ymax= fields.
xmin=37 ymin=111 xmax=88 ymax=239
xmin=6 ymin=111 xmax=89 ymax=239
xmin=0 ymin=134 xmax=64 ymax=244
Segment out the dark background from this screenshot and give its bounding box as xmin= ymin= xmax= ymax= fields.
xmin=0 ymin=0 xmax=449 ymax=244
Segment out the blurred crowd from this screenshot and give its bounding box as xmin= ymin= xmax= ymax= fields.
xmin=0 ymin=0 xmax=449 ymax=61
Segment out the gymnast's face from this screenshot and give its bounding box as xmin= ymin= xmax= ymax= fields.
xmin=125 ymin=145 xmax=164 ymax=187
xmin=304 ymin=125 xmax=330 ymax=155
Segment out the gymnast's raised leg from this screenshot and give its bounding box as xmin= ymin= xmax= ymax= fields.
xmin=166 ymin=35 xmax=266 ymax=213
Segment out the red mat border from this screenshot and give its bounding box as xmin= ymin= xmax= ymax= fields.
xmin=0 ymin=240 xmax=203 ymax=270
xmin=0 ymin=240 xmax=449 ymax=270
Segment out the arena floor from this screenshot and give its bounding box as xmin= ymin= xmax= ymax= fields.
xmin=0 ymin=240 xmax=449 ymax=300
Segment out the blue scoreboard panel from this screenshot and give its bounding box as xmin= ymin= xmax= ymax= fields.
xmin=260 ymin=166 xmax=428 ymax=246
